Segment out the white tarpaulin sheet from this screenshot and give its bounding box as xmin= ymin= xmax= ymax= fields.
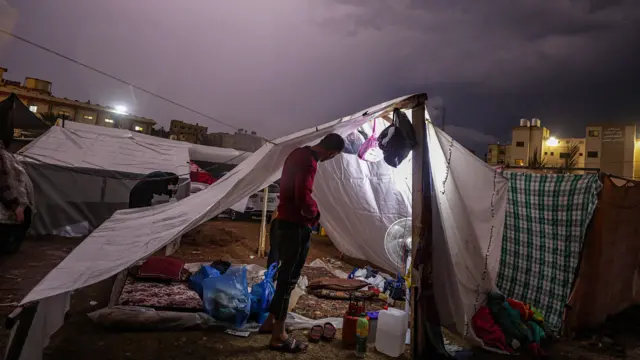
xmin=13 ymin=94 xmax=508 ymax=359
xmin=314 ymin=118 xmax=412 ymax=272
xmin=15 ymin=122 xmax=250 ymax=235
xmin=426 ymin=121 xmax=509 ymax=346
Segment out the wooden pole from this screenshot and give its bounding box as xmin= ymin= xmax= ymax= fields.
xmin=258 ymin=186 xmax=269 ymax=257
xmin=410 ymin=96 xmax=427 ymax=359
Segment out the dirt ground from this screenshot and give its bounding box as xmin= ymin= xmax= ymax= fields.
xmin=0 ymin=220 xmax=639 ymax=360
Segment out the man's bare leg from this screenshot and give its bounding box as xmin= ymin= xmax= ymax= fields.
xmin=259 ymin=313 xmax=275 ymax=333
xmin=270 ymin=318 xmax=288 ymax=345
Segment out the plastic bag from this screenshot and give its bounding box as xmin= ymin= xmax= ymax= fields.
xmin=250 ymin=263 xmax=277 ymax=324
xmin=189 ymin=265 xmax=221 ymax=297
xmin=377 ymin=108 xmax=418 ymax=167
xmin=88 ymin=306 xmax=216 ymax=330
xmin=202 ymin=266 xmax=251 ymax=328
xmin=357 ymin=120 xmax=384 ymax=162
xmin=343 ymin=131 xmax=366 ymax=155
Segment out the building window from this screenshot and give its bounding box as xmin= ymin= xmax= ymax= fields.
xmin=579 ymin=153 xmax=583 ymax=156
xmin=104 ymin=119 xmax=114 ymax=124
xmin=499 ymin=150 xmax=505 ymax=155
xmin=516 ymin=141 xmax=525 ymax=147
xmin=559 ymin=152 xmax=570 ymax=159
xmin=515 ymin=159 xmax=524 ymax=166
xmin=587 ymin=151 xmax=598 ymax=158
xmin=565 ymin=140 xmax=570 ymax=144
xmin=550 ymin=152 xmax=555 ymax=156
xmin=29 ymin=105 xmax=38 ymax=112
xmin=84 ymin=115 xmax=94 ymax=120
xmin=134 ymin=126 xmax=144 ymax=132
xmin=588 ymin=130 xmax=599 ymax=137
xmin=544 ymin=152 xmax=548 ymax=156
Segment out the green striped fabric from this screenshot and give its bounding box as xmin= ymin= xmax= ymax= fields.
xmin=497 ymin=172 xmax=601 ymax=331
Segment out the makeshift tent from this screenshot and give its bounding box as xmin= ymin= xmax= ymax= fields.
xmin=497 ymin=172 xmax=601 ymax=331
xmin=7 ymin=94 xmax=508 ymax=360
xmin=15 ymin=121 xmax=250 ymax=235
xmin=0 ymin=93 xmax=51 ymax=144
xmin=565 ymin=174 xmax=640 ymax=332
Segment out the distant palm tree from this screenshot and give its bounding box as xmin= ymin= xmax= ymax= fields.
xmin=528 ymin=147 xmax=546 ymax=169
xmin=561 ymin=142 xmax=580 ymax=173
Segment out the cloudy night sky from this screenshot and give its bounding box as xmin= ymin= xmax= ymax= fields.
xmin=1 ymin=0 xmax=639 ymax=154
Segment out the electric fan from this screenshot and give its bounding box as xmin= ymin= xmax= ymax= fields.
xmin=384 ymin=217 xmax=412 ymax=275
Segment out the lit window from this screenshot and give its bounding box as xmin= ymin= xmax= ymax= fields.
xmin=515 ymin=159 xmax=524 ymax=166
xmin=84 ymin=115 xmax=93 ymax=120
xmin=588 ymin=130 xmax=599 ymax=137
xmin=559 ymin=152 xmax=570 ymax=159
xmin=104 ymin=119 xmax=114 ymax=123
xmin=29 ymin=105 xmax=38 ymax=112
xmin=134 ymin=126 xmax=144 ymax=132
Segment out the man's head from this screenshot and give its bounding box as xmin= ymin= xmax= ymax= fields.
xmin=314 ymin=133 xmax=345 ymax=162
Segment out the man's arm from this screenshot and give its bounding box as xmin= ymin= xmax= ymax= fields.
xmin=0 ymin=154 xmax=20 ymax=212
xmin=292 ymin=154 xmax=318 ymax=219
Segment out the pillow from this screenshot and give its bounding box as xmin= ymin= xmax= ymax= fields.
xmin=136 ymin=256 xmax=186 ymax=282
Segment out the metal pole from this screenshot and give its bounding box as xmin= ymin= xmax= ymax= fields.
xmin=258 ymin=186 xmax=269 ymax=257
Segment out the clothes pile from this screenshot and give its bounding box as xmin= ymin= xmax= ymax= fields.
xmin=472 ymin=292 xmax=549 ymax=357
xmin=348 ymin=266 xmax=387 ymax=291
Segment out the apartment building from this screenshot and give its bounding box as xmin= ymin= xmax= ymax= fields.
xmin=487 ymin=144 xmax=507 ymax=165
xmin=487 ymin=119 xmax=638 ymax=178
xmin=0 ymin=67 xmax=156 ymax=134
xmin=169 ymin=120 xmax=208 ymax=143
xmin=202 ymin=129 xmax=265 ymax=152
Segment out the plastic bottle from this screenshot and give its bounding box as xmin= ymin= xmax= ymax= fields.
xmin=355 ymin=313 xmax=369 ymax=358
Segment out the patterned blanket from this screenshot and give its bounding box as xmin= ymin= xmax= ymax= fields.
xmin=497 ymin=172 xmax=601 ymax=331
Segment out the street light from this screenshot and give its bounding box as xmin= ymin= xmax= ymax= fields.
xmin=114 ymin=105 xmax=128 ymax=114
xmin=546 ymin=137 xmax=559 ymax=146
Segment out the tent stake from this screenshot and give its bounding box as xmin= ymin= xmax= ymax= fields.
xmin=258 ymin=186 xmax=269 ymax=257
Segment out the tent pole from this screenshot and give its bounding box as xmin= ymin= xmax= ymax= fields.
xmin=258 ymin=187 xmax=269 ymax=257
xmin=410 ymin=97 xmax=427 ymax=359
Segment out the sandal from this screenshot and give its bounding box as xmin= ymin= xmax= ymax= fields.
xmin=309 ymin=325 xmax=323 ymax=342
xmin=269 ymin=337 xmax=308 ymax=353
xmin=322 ymin=322 xmax=337 ymax=341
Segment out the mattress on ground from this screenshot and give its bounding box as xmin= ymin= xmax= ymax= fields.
xmin=117 ymin=277 xmax=204 ymax=311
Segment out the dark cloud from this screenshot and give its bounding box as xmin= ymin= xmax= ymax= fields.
xmin=0 ymin=0 xmax=638 ymax=155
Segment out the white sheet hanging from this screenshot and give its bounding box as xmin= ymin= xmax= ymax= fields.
xmin=426 ymin=121 xmax=508 ymax=346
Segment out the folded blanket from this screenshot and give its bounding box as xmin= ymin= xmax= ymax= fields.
xmin=307 ymin=277 xmax=369 ymax=291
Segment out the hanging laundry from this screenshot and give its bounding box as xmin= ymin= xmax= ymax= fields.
xmin=377 ymin=108 xmax=418 ymax=168
xmin=471 ymin=306 xmax=512 ymax=352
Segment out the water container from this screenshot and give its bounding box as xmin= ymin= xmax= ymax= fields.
xmin=375 ymin=308 xmax=408 ymax=357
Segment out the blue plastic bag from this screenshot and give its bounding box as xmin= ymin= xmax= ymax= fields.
xmin=188 ymin=265 xmax=221 ymax=298
xmin=202 ymin=266 xmax=251 ymax=328
xmin=250 ymin=263 xmax=277 ymax=324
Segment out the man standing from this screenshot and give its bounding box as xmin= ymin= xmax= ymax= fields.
xmin=128 ymin=171 xmax=180 ymax=209
xmin=261 ymin=133 xmax=345 ymax=353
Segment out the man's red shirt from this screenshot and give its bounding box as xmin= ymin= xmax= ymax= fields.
xmin=276 ymin=146 xmax=319 ymax=227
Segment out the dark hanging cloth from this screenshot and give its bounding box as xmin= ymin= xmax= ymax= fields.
xmin=128 ymin=171 xmax=178 ymax=209
xmin=412 ymin=122 xmax=452 ymax=359
xmin=377 ymin=108 xmax=418 ymax=168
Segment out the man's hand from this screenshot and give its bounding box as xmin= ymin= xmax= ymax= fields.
xmin=14 ymin=206 xmax=25 ymax=224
